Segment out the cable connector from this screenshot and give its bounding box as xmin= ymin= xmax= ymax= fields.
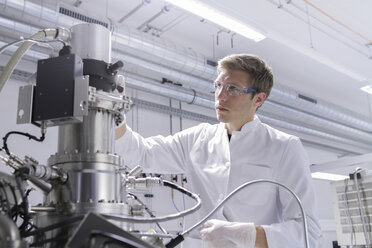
xmin=24 ymin=156 xmax=68 ymax=184
xmin=125 ymin=176 xmax=163 ymax=189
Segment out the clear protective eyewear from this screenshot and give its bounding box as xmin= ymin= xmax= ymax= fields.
xmin=214 ymin=82 xmax=257 ymax=97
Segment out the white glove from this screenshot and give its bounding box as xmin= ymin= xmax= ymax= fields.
xmin=199 ymin=219 xmax=256 ymax=248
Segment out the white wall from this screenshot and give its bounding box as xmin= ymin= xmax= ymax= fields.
xmin=0 ymin=75 xmax=342 ymax=247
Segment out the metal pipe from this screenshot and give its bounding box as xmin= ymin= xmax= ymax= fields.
xmin=0 ymin=214 xmax=28 ymax=247
xmin=137 ymin=6 xmax=169 ymax=31
xmin=0 ymin=1 xmax=371 ymax=134
xmin=111 ymin=49 xmax=213 ymax=92
xmin=118 ymin=0 xmax=151 ymax=24
xmin=0 ymin=59 xmax=371 ymax=154
xmin=260 ymin=101 xmax=372 ymax=144
xmin=0 ymin=3 xmax=372 ymax=153
xmin=31 ymin=206 xmax=57 ymax=212
xmin=259 ymin=115 xmax=372 ymax=153
xmin=125 ymin=73 xmax=214 ymax=109
xmin=0 ymin=214 xmax=21 ymax=241
xmin=270 ymin=84 xmax=372 ymax=132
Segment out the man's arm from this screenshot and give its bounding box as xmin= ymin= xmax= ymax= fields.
xmin=115 ymin=123 xmax=208 ymax=174
xmin=262 ymin=137 xmax=322 ymax=247
xmin=115 ymin=123 xmax=186 ymax=172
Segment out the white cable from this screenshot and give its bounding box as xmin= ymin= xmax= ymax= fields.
xmin=353 ymin=168 xmax=371 ymax=247
xmin=343 ymin=178 xmax=355 ymax=247
xmin=0 ymin=29 xmax=58 ymax=93
xmin=0 ymin=38 xmax=65 ymax=54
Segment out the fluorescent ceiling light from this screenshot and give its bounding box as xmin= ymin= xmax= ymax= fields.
xmin=311 ymin=172 xmax=348 ymax=181
xmin=360 ymin=85 xmax=372 ymax=94
xmin=165 ymin=0 xmax=266 ymax=42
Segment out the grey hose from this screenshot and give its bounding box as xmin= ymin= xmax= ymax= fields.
xmin=102 ymin=180 xmax=201 ymax=223
xmin=0 ymin=29 xmax=58 ymax=93
xmin=166 ymin=179 xmax=310 ymax=248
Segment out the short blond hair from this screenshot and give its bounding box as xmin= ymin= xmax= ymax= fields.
xmin=217 ymin=54 xmax=274 ymax=98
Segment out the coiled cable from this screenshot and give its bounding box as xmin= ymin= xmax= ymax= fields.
xmin=166 ymin=179 xmax=310 ymax=248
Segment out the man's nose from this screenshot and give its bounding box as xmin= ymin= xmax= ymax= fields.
xmin=216 ymin=86 xmax=228 ymax=100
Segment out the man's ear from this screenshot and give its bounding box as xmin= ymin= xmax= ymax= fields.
xmin=255 ymin=92 xmax=267 ymax=108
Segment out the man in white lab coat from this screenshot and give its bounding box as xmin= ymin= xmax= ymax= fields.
xmin=116 ymin=54 xmax=322 ymax=248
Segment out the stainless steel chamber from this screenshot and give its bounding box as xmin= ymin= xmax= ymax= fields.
xmin=0 ymin=23 xmax=201 ymax=248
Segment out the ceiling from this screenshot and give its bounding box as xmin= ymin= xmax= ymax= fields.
xmin=58 ymin=0 xmax=372 ymax=117
xmin=0 ymin=0 xmax=371 ymax=155
xmin=0 ymin=0 xmax=370 ymax=169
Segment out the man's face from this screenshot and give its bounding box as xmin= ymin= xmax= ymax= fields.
xmin=214 ymin=68 xmax=266 ymax=132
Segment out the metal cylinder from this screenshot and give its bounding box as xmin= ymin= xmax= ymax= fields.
xmin=57 ymin=109 xmax=116 ymax=155
xmin=46 ymin=162 xmax=122 ymax=204
xmin=70 ymin=23 xmax=111 ymax=62
xmin=0 ymin=214 xmax=28 ymax=248
xmin=35 ymin=23 xmax=126 ymax=247
xmin=46 ymin=24 xmax=122 ymax=205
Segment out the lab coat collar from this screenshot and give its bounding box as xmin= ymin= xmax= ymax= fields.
xmin=221 ymin=115 xmax=261 ymax=134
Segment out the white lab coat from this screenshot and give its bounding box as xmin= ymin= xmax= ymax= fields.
xmin=116 ymin=116 xmax=322 ymax=248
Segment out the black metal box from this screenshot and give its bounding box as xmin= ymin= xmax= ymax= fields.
xmin=32 ymin=54 xmax=83 ymax=124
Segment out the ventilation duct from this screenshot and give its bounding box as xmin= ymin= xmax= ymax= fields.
xmin=1 ymin=63 xmax=369 ymax=155
xmin=0 ymin=0 xmax=371 ymax=154
xmin=0 ymin=0 xmax=371 ymax=134
xmin=270 ymin=84 xmax=372 ymax=132
xmin=111 ymin=50 xmax=213 ymax=92
xmin=125 ymin=73 xmax=214 ymax=109
xmin=0 ymin=0 xmax=216 ymax=80
xmin=258 ymin=115 xmax=371 ymax=154
xmin=59 ymin=6 xmax=109 ymax=28
xmin=259 ymin=101 xmax=372 ymax=144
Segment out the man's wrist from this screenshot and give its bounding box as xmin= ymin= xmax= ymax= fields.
xmin=255 ymin=225 xmax=268 ymax=248
xmin=115 ymin=118 xmax=127 ymax=140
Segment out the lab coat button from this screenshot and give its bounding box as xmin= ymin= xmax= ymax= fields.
xmin=226 ymin=162 xmax=230 ymax=167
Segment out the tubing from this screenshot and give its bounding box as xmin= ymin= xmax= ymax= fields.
xmin=102 ymin=180 xmax=201 ymax=223
xmin=0 ymin=29 xmax=58 ymax=93
xmin=166 ymin=179 xmax=310 ymax=248
xmin=1 ymin=0 xmax=372 ymax=134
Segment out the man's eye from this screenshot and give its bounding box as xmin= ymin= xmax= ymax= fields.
xmin=227 ymin=85 xmax=238 ymax=91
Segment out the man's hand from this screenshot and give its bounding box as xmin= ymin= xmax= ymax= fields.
xmin=114 ymin=74 xmax=128 ymax=140
xmin=199 ymin=219 xmax=256 ymax=248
